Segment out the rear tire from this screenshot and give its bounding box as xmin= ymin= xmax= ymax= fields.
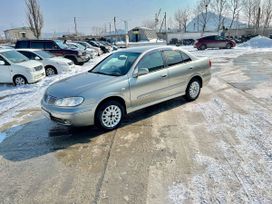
xmin=96 ymin=101 xmax=124 ymax=130
xmin=185 ymin=79 xmax=201 ymax=101
xmin=199 ymin=44 xmax=207 ymax=50
xmin=13 ymin=75 xmax=27 ymax=86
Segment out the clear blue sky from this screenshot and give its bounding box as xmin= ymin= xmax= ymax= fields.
xmin=0 ymin=0 xmax=197 ymax=34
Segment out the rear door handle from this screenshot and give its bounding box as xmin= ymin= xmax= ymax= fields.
xmin=161 ymin=74 xmax=168 ymax=78
xmin=189 ymin=67 xmax=193 ymax=70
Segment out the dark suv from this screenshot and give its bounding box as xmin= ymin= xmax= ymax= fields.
xmin=194 ymin=35 xmax=236 ymax=50
xmin=15 ymin=40 xmax=90 ymax=65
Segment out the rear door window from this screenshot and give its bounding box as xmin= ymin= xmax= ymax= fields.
xmin=164 ymin=50 xmax=183 ymax=66
xmin=137 ymin=51 xmax=165 ymax=72
xmin=31 ymin=42 xmax=44 ymax=49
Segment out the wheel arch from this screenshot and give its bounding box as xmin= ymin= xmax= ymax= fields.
xmin=187 ymin=75 xmax=203 ymax=89
xmin=95 ymin=96 xmax=127 ymax=116
xmin=45 ymin=65 xmax=58 ymax=74
xmin=13 ymin=74 xmax=28 ymax=84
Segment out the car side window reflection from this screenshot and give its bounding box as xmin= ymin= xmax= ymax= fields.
xmin=137 ymin=52 xmax=164 ymax=73
xmin=0 ymin=56 xmax=8 ymax=65
xmin=164 ymin=50 xmax=183 ymax=66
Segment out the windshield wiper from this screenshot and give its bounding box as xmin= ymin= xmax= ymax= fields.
xmin=91 ymin=71 xmax=120 ymax=76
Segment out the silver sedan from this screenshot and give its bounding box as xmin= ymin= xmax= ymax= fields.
xmin=41 ymin=46 xmax=211 ymax=130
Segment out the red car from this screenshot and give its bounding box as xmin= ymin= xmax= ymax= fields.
xmin=194 ymin=35 xmax=236 ymax=50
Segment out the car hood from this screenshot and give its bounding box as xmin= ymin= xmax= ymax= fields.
xmin=47 ymin=72 xmax=118 ymax=98
xmin=17 ymin=60 xmax=42 ymax=68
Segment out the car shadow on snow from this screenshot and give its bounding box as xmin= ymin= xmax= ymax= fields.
xmin=0 ymin=96 xmax=188 ymax=162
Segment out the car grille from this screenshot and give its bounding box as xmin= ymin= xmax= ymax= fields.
xmin=44 ymin=94 xmax=57 ymax=105
xmin=34 ymin=65 xmax=43 ymax=71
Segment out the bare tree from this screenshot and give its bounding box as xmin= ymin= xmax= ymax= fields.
xmin=197 ymin=0 xmax=212 ymax=32
xmin=228 ymin=0 xmax=242 ymax=29
xmin=25 ymin=0 xmax=43 ymax=39
xmin=261 ymin=0 xmax=272 ymax=33
xmin=211 ymin=0 xmax=228 ymax=31
xmin=175 ymin=9 xmax=191 ymax=32
xmin=142 ymin=20 xmax=156 ymax=29
xmin=242 ymin=0 xmax=256 ymax=28
xmin=91 ymin=26 xmax=105 ymax=36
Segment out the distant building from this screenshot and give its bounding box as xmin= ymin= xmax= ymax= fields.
xmin=4 ymin=27 xmax=35 ymax=41
xmin=128 ymin=27 xmax=157 ymax=42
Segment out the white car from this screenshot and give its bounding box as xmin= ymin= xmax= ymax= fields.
xmin=66 ymin=42 xmax=98 ymax=59
xmin=0 ymin=49 xmax=45 ymax=85
xmin=17 ymin=49 xmax=75 ymax=76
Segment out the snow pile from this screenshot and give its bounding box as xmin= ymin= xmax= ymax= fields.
xmin=239 ymin=35 xmax=272 ymax=48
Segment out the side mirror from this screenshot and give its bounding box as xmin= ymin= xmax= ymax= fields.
xmin=35 ymin=56 xmax=41 ymax=60
xmin=0 ymin=60 xmax=5 ymax=65
xmin=133 ymin=68 xmax=149 ymax=77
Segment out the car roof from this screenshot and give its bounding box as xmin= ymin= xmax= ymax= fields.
xmin=0 ymin=49 xmax=15 ymax=53
xmin=16 ymin=49 xmax=42 ymax=52
xmin=121 ymin=45 xmax=177 ymax=54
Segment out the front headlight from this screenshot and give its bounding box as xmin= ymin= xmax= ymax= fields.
xmin=55 ymin=97 xmax=84 ymax=107
xmin=78 ymin=51 xmax=83 ymax=56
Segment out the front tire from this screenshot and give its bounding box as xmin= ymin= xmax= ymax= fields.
xmin=226 ymin=43 xmax=232 ymax=49
xmin=96 ymin=101 xmax=124 ymax=130
xmin=13 ymin=75 xmax=27 ymax=86
xmin=185 ymin=79 xmax=201 ymax=101
xmin=45 ymin=66 xmax=57 ymax=76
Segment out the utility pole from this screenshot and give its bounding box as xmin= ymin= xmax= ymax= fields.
xmin=109 ymin=23 xmax=112 ymax=34
xmin=165 ymin=12 xmax=167 ymax=33
xmin=74 ymin=17 xmax=78 ymax=35
xmin=114 ymin=17 xmax=117 ymax=34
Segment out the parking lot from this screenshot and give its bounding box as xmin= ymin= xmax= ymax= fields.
xmin=0 ymin=47 xmax=272 ymax=203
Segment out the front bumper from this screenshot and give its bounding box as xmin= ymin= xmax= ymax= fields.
xmin=28 ymin=71 xmax=46 ymax=83
xmin=41 ymin=100 xmax=96 ymax=127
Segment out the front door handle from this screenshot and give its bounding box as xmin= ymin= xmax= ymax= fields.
xmin=161 ymin=74 xmax=168 ymax=78
xmin=189 ymin=67 xmax=193 ymax=70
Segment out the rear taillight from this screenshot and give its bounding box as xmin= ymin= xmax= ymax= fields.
xmin=209 ymin=60 xmax=212 ymax=68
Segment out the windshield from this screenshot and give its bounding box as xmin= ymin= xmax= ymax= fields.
xmin=1 ymin=50 xmax=29 ymax=63
xmin=35 ymin=50 xmax=54 ymax=58
xmin=90 ymin=52 xmax=140 ymax=76
xmin=73 ymin=43 xmax=86 ymax=50
xmin=54 ymin=40 xmax=68 ymax=49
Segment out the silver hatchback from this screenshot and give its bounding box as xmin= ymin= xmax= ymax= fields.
xmin=41 ymin=46 xmax=211 ymax=130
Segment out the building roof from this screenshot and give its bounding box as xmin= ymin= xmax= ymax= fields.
xmin=4 ymin=27 xmax=31 ymax=32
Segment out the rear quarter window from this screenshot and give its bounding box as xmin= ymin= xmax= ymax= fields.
xmin=16 ymin=41 xmax=29 ymax=48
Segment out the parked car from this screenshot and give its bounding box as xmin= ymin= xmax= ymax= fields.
xmin=100 ymin=41 xmax=118 ymax=51
xmin=194 ymin=35 xmax=236 ymax=50
xmin=86 ymin=40 xmax=110 ymax=53
xmin=0 ymin=49 xmax=45 ymax=85
xmin=76 ymin=41 xmax=103 ymax=56
xmin=17 ymin=49 xmax=75 ymax=76
xmin=15 ymin=40 xmax=90 ymax=65
xmin=65 ymin=42 xmax=97 ymax=59
xmin=41 ymin=46 xmax=211 ymax=129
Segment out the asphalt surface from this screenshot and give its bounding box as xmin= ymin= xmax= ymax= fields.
xmin=0 ymin=50 xmax=272 ymax=203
